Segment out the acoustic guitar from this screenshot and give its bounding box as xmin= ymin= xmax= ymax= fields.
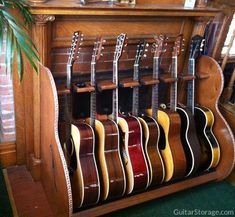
xmin=70 ymin=36 xmax=101 ymax=208
xmin=139 ymin=36 xmax=165 ymax=186
xmin=95 ymin=34 xmax=126 ymax=201
xmin=176 ymin=35 xmax=202 ymax=176
xmin=118 ymin=40 xmax=149 ymax=194
xmin=148 ymin=35 xmax=187 ymax=182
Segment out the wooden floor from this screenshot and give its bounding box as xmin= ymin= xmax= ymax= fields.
xmin=7 ymin=165 xmax=54 ymax=217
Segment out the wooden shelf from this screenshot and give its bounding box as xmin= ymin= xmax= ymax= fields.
xmin=196 ymin=72 xmax=210 ymax=79
xmin=97 ymin=80 xmax=117 ymax=91
xmin=57 ymin=84 xmax=70 ymax=95
xmin=30 ymin=1 xmax=219 ymax=17
xmin=72 ymin=171 xmax=217 ymax=217
xmin=159 ymin=74 xmax=177 ymax=83
xmin=73 ymin=82 xmax=95 ymax=93
xmin=179 ymin=74 xmax=195 ymax=81
xmin=119 ymin=77 xmax=140 ymax=88
xmin=140 ymin=75 xmax=159 ymax=85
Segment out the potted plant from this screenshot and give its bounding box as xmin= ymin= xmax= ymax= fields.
xmin=0 ymin=0 xmax=39 ymax=81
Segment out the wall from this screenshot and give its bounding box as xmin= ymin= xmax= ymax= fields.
xmin=0 ymin=38 xmax=16 ymax=143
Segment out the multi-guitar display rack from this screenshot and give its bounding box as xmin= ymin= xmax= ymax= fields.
xmin=51 ymin=31 xmax=234 ymax=213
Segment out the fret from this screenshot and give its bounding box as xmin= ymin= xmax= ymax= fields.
xmin=90 ymin=62 xmax=96 ymax=129
xmin=187 ymin=58 xmax=195 ymax=114
xmin=112 ymin=60 xmax=118 ymax=123
xmin=170 ymin=56 xmax=177 ymax=111
xmin=152 ymin=57 xmax=159 ymax=119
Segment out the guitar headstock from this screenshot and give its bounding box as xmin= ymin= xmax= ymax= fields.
xmin=189 ymin=35 xmax=204 ymax=60
xmin=152 ymin=34 xmax=167 ymax=58
xmin=68 ymin=31 xmax=83 ymax=65
xmin=172 ymin=34 xmax=184 ymax=57
xmin=134 ymin=39 xmax=148 ymax=65
xmin=92 ymin=36 xmax=106 ymax=63
xmin=113 ymin=33 xmax=126 ymax=62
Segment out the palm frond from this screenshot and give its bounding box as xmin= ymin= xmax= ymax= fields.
xmin=0 ymin=0 xmax=39 ymax=80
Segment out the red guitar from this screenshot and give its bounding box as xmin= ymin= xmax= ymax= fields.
xmin=118 ymin=40 xmax=149 ymax=194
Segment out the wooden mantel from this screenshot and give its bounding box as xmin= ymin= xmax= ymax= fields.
xmin=30 ymin=1 xmax=220 ymax=16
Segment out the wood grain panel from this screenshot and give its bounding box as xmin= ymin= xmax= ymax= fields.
xmin=0 ymin=143 xmax=16 ymax=166
xmin=51 ymin=17 xmax=184 ymax=47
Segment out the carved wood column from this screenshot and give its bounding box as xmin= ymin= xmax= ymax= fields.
xmin=29 ymin=14 xmax=55 ymax=180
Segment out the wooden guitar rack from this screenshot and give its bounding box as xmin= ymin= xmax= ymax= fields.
xmin=30 ymin=1 xmax=235 ymax=217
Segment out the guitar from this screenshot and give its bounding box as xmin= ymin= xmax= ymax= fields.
xmin=70 ymin=36 xmax=101 ymax=208
xmin=148 ymin=35 xmax=187 ymax=182
xmin=138 ymin=36 xmax=165 ymax=186
xmin=118 ymin=41 xmax=149 ymax=194
xmin=192 ymin=37 xmax=221 ymax=171
xmin=176 ymin=35 xmax=203 ymax=176
xmin=95 ymin=34 xmax=126 ymax=201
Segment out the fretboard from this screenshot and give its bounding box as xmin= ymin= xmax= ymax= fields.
xmin=66 ymin=63 xmax=72 ymax=90
xmin=170 ymin=56 xmax=177 ymax=112
xmin=112 ymin=60 xmax=118 ymax=123
xmin=187 ymin=58 xmax=195 ymax=114
xmin=152 ymin=57 xmax=159 ymax=120
xmin=90 ymin=62 xmax=96 ymax=128
xmin=132 ymin=64 xmax=139 ymax=116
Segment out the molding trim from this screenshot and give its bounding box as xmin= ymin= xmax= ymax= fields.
xmin=0 ymin=142 xmax=16 ymax=166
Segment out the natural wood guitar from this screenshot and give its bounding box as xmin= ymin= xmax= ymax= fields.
xmin=118 ymin=39 xmax=149 ymax=194
xmin=70 ymin=35 xmax=100 ymax=208
xmin=95 ymin=34 xmax=126 ymax=201
xmin=148 ymin=35 xmax=187 ymax=182
xmin=138 ymin=36 xmax=165 ymax=186
xmin=176 ymin=35 xmax=203 ymax=176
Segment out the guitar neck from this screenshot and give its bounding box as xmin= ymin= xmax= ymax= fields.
xmin=90 ymin=62 xmax=96 ymax=128
xmin=132 ymin=64 xmax=139 ymax=116
xmin=112 ymin=60 xmax=118 ymax=123
xmin=152 ymin=57 xmax=159 ymax=119
xmin=170 ymin=56 xmax=177 ymax=112
xmin=66 ymin=62 xmax=72 ymax=90
xmin=187 ymin=58 xmax=195 ymax=114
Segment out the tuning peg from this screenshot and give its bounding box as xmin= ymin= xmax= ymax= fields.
xmin=146 ymin=43 xmax=149 ymax=47
xmin=143 ymin=54 xmax=147 ymax=58
xmin=100 ymin=53 xmax=104 ymax=56
xmin=103 ymin=39 xmax=106 ymax=43
xmin=145 ymin=49 xmax=148 ymax=52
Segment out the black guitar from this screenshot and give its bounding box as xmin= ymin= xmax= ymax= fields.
xmin=176 ymin=35 xmax=202 ymax=176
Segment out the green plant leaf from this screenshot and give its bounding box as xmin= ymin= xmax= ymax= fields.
xmin=0 ymin=0 xmax=39 ymax=80
xmin=16 ymin=41 xmax=23 ymax=81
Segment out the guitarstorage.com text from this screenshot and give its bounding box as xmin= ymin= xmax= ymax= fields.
xmin=173 ymin=209 xmax=234 ymax=216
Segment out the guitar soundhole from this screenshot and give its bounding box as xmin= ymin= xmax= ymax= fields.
xmin=158 ymin=125 xmax=166 ymax=150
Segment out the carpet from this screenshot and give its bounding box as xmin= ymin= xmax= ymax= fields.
xmin=0 ymin=168 xmax=14 ymax=217
xmin=108 ymin=180 xmax=235 ymax=217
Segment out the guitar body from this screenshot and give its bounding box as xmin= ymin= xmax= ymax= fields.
xmin=118 ymin=116 xmax=149 ymax=194
xmin=176 ymin=106 xmax=201 ymax=176
xmin=194 ymin=106 xmax=220 ymax=170
xmin=138 ymin=116 xmax=165 ymax=186
xmin=70 ymin=123 xmax=100 ymax=208
xmin=147 ymin=109 xmax=187 ymax=181
xmin=95 ymin=119 xmax=126 ymax=200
